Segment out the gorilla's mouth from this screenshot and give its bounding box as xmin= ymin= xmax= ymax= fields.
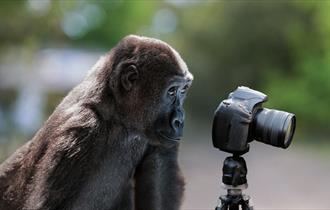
xmin=159 ymin=132 xmax=181 ymax=142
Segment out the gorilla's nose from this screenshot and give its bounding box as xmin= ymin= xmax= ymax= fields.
xmin=171 ymin=110 xmax=184 ymax=131
xmin=172 ymin=117 xmax=184 ymax=130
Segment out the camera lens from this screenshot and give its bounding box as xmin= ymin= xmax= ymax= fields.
xmin=253 ymin=108 xmax=296 ymax=148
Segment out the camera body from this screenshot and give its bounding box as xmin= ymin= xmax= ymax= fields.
xmin=212 ymin=86 xmax=295 ymax=155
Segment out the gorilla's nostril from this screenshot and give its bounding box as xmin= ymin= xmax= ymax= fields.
xmin=173 ymin=119 xmax=183 ymax=129
xmin=174 ymin=120 xmax=181 ymax=128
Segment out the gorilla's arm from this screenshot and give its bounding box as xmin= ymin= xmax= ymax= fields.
xmin=134 ymin=144 xmax=185 ymax=210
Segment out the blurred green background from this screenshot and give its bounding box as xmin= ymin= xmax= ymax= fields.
xmin=0 ymin=0 xmax=330 ymax=209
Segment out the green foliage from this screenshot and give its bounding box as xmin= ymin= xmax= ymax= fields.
xmin=263 ymin=2 xmax=330 ymax=131
xmin=170 ymin=1 xmax=330 ymax=134
xmin=0 ymin=0 xmax=159 ymax=50
xmin=174 ymin=2 xmax=304 ymax=120
xmin=0 ymin=0 xmax=329 ymax=136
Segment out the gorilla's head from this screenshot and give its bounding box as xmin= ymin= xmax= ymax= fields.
xmin=103 ymin=35 xmax=193 ymax=145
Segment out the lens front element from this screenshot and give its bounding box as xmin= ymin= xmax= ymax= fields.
xmin=282 ymin=114 xmax=296 ymax=148
xmin=253 ymin=108 xmax=296 ymax=149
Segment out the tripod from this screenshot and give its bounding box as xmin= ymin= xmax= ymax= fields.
xmin=215 ymin=155 xmax=254 ymax=210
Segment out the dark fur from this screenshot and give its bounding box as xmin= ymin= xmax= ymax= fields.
xmin=0 ymin=35 xmax=192 ymax=210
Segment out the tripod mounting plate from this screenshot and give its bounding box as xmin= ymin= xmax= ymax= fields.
xmin=222 ymin=183 xmax=248 ymax=190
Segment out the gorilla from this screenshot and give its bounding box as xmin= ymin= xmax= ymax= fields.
xmin=0 ymin=35 xmax=193 ymax=210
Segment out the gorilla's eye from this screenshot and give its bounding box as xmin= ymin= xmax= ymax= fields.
xmin=168 ymin=87 xmax=177 ymax=97
xmin=180 ymin=85 xmax=189 ymax=94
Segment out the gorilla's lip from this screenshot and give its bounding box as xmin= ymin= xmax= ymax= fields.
xmin=159 ymin=132 xmax=181 ymax=142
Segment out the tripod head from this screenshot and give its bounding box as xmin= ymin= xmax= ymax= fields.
xmin=222 ymin=155 xmax=247 ymax=187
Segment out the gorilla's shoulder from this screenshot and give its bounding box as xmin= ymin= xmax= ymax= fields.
xmin=31 ymin=103 xmax=102 ymax=151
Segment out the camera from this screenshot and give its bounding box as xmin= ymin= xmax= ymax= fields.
xmin=212 ymin=86 xmax=296 ymax=155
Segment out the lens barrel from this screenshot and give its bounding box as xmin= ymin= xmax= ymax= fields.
xmin=253 ymin=108 xmax=296 ymax=148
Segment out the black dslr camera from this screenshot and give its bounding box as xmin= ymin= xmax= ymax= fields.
xmin=212 ymin=86 xmax=296 ymax=155
xmin=212 ymin=86 xmax=296 ymax=210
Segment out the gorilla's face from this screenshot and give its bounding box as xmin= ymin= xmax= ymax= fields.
xmin=153 ymin=74 xmax=192 ymax=142
xmin=115 ymin=69 xmax=192 ymax=145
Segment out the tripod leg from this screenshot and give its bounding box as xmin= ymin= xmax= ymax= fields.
xmin=241 ymin=200 xmax=254 ymax=210
xmin=215 ymin=205 xmax=228 ymax=210
xmin=215 ymin=203 xmax=228 ymax=210
xmin=242 ymin=204 xmax=254 ymax=210
xmin=228 ymin=204 xmax=239 ymax=210
xmin=215 ymin=201 xmax=229 ymax=210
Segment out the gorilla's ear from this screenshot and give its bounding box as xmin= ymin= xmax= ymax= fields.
xmin=120 ymin=65 xmax=139 ymax=91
